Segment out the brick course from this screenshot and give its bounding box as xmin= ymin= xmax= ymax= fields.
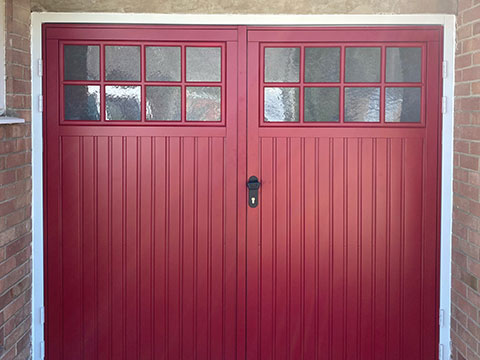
xmin=0 ymin=0 xmax=32 ymax=359
xmin=452 ymin=1 xmax=480 ymax=359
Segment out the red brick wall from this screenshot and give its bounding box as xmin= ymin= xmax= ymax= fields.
xmin=452 ymin=0 xmax=480 ymax=359
xmin=0 ymin=0 xmax=32 ymax=359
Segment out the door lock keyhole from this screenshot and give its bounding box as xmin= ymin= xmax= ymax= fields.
xmin=247 ymin=176 xmax=261 ymax=208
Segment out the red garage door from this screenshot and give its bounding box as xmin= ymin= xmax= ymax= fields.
xmin=43 ymin=25 xmax=442 ymax=359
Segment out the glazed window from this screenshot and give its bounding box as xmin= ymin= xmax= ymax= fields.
xmin=61 ymin=42 xmax=225 ymax=125
xmin=261 ymin=44 xmax=424 ymax=125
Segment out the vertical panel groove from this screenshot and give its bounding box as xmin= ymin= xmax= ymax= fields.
xmin=208 ymin=137 xmax=212 ymax=360
xmin=400 ymin=139 xmax=405 ymax=360
xmin=328 ymin=137 xmax=333 ymax=360
xmin=165 ymin=137 xmax=170 ymax=360
xmin=273 ymin=138 xmax=277 ymax=360
xmin=371 ymin=138 xmax=376 ymax=360
xmin=301 ymin=137 xmax=305 ymax=360
xmin=80 ymin=136 xmax=85 ymax=360
xmin=287 ymin=137 xmax=291 ymax=360
xmin=94 ymin=137 xmax=99 ymax=360
xmin=108 ymin=137 xmax=113 ymax=360
xmin=386 ymin=139 xmax=391 ymax=359
xmin=151 ymin=137 xmax=156 ymax=360
xmin=122 ymin=136 xmax=127 ymax=360
xmin=343 ymin=138 xmax=347 ymax=360
xmin=136 ymin=137 xmax=141 ymax=360
xmin=180 ymin=137 xmax=184 ymax=360
xmin=420 ymin=138 xmax=425 ymax=357
xmin=193 ymin=137 xmax=198 ymax=360
xmin=357 ymin=138 xmax=362 ymax=360
xmin=314 ymin=138 xmax=319 ymax=360
xmin=59 ymin=136 xmax=64 ymax=360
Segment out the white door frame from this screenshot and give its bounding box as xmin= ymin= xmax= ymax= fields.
xmin=31 ymin=13 xmax=455 ymax=360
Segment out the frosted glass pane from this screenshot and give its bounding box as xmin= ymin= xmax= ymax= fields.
xmin=105 ymin=46 xmax=140 ymax=81
xmin=64 ymin=45 xmax=100 ymax=81
xmin=64 ymin=85 xmax=100 ymax=120
xmin=146 ymin=46 xmax=181 ymax=81
xmin=304 ymin=87 xmax=339 ymax=122
xmin=186 ymin=47 xmax=221 ymax=82
xmin=105 ymin=86 xmax=141 ymax=121
xmin=264 ymin=87 xmax=299 ymax=122
xmin=264 ymin=48 xmax=300 ymax=83
xmin=146 ymin=86 xmax=181 ymax=121
xmin=386 ymin=47 xmax=422 ymax=83
xmin=385 ymin=87 xmax=421 ymax=123
xmin=345 ymin=47 xmax=381 ymax=83
xmin=305 ymin=47 xmax=340 ymax=83
xmin=186 ymin=87 xmax=221 ymax=121
xmin=345 ymin=87 xmax=380 ymax=122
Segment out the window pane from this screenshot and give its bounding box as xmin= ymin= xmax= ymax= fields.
xmin=186 ymin=87 xmax=221 ymax=121
xmin=105 ymin=86 xmax=141 ymax=121
xmin=146 ymin=46 xmax=181 ymax=82
xmin=264 ymin=87 xmax=299 ymax=122
xmin=385 ymin=87 xmax=421 ymax=123
xmin=345 ymin=47 xmax=381 ymax=83
xmin=386 ymin=47 xmax=422 ymax=83
xmin=345 ymin=87 xmax=380 ymax=122
xmin=64 ymin=45 xmax=100 ymax=81
xmin=64 ymin=85 xmax=100 ymax=120
xmin=305 ymin=47 xmax=340 ymax=83
xmin=105 ymin=46 xmax=140 ymax=81
xmin=304 ymin=87 xmax=339 ymax=122
xmin=264 ymin=48 xmax=300 ymax=83
xmin=146 ymin=86 xmax=181 ymax=121
xmin=186 ymin=47 xmax=221 ymax=82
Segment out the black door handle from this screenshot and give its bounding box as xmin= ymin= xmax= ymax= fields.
xmin=247 ymin=176 xmax=261 ymax=208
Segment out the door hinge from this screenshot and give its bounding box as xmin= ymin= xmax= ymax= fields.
xmin=442 ymin=60 xmax=447 ymax=79
xmin=40 ymin=306 xmax=45 ymax=325
xmin=439 ymin=343 xmax=444 ymax=360
xmin=38 ymin=59 xmax=43 ymax=77
xmin=38 ymin=95 xmax=43 ymax=113
xmin=439 ymin=308 xmax=445 ymax=327
xmin=442 ymin=96 xmax=447 ymax=114
xmin=40 ymin=341 xmax=45 ymax=359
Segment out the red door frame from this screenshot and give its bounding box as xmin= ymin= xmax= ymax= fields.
xmin=43 ymin=24 xmax=442 ymax=359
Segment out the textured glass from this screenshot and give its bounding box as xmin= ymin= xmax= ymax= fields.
xmin=386 ymin=47 xmax=422 ymax=83
xmin=146 ymin=86 xmax=181 ymax=121
xmin=186 ymin=47 xmax=221 ymax=82
xmin=105 ymin=86 xmax=141 ymax=121
xmin=304 ymin=87 xmax=339 ymax=122
xmin=146 ymin=46 xmax=181 ymax=81
xmin=64 ymin=45 xmax=100 ymax=81
xmin=345 ymin=47 xmax=381 ymax=83
xmin=385 ymin=87 xmax=421 ymax=123
xmin=345 ymin=87 xmax=380 ymax=122
xmin=264 ymin=48 xmax=300 ymax=83
xmin=305 ymin=47 xmax=340 ymax=83
xmin=186 ymin=87 xmax=221 ymax=121
xmin=105 ymin=46 xmax=140 ymax=81
xmin=264 ymin=87 xmax=299 ymax=122
xmin=64 ymin=85 xmax=100 ymax=120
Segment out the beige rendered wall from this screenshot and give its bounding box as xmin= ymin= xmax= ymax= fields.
xmin=31 ymin=0 xmax=456 ymax=14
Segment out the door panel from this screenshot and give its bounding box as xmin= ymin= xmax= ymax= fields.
xmin=246 ymin=27 xmax=441 ymax=360
xmin=44 ymin=25 xmax=242 ymax=360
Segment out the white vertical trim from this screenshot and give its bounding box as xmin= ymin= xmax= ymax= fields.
xmin=30 ymin=12 xmax=456 ymax=360
xmin=439 ymin=14 xmax=455 ymax=360
xmin=31 ymin=12 xmax=44 ymax=360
